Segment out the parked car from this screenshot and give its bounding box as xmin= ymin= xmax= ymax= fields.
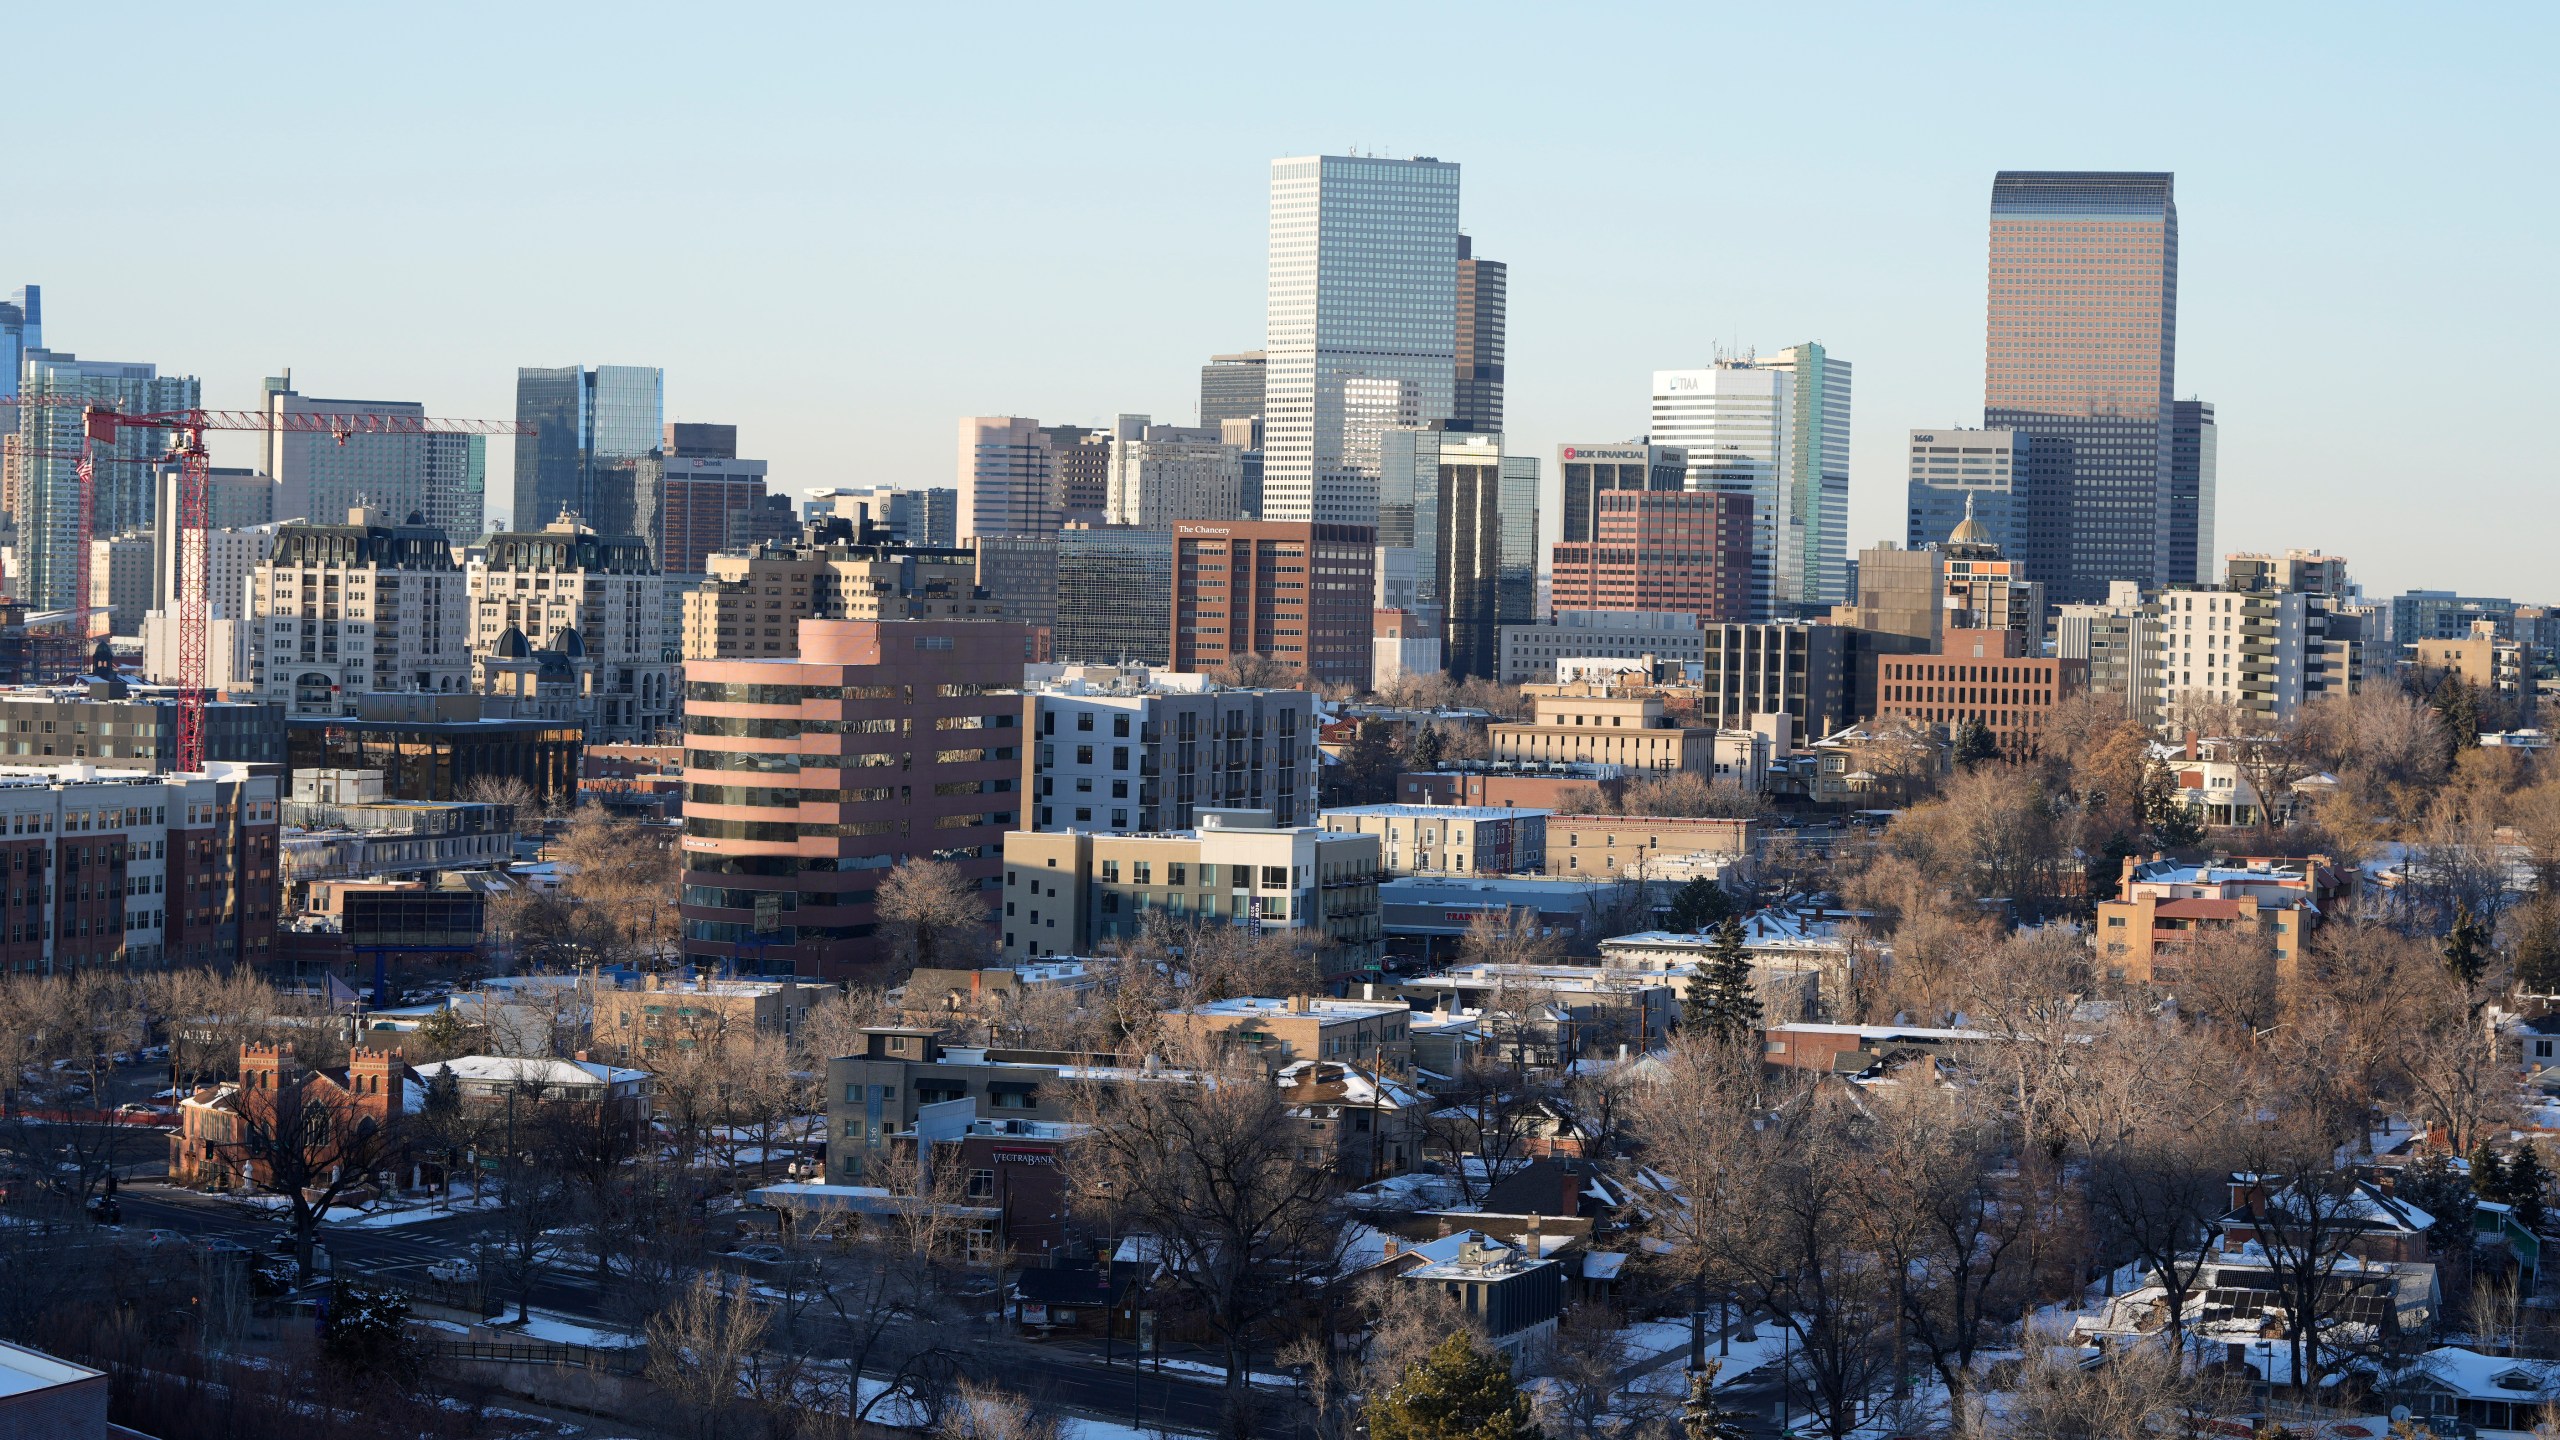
xmin=114 ymin=1103 xmax=165 ymax=1120
xmin=195 ymin=1237 xmax=251 ymax=1259
xmin=426 ymin=1258 xmax=478 ymax=1284
xmin=727 ymin=1243 xmax=788 ymax=1267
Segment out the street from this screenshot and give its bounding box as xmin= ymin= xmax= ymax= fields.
xmin=110 ymin=1181 xmax=1239 ymax=1434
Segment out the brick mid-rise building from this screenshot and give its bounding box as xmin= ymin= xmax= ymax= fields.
xmin=1171 ymin=521 xmax=1375 ymax=686
xmin=679 ymin=618 xmax=1026 ymax=981
xmin=1872 ymin=627 xmax=2087 ymax=758
xmin=1548 ymin=489 xmax=1752 ymax=625
xmin=0 ymin=761 xmax=278 ymax=974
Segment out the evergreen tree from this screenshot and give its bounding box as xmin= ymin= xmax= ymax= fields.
xmin=2142 ymin=762 xmax=2205 ymax=849
xmin=1679 ymin=1363 xmax=1752 ymax=1440
xmin=1410 ymin=724 xmax=1447 ymax=771
xmin=1367 ymin=1331 xmax=1544 ymax=1440
xmin=2473 ymin=1141 xmax=2512 ymax=1206
xmin=1667 ymin=876 xmax=1732 ymax=935
xmin=2395 ymin=1152 xmax=2478 ymax=1256
xmin=1682 ymin=917 xmax=1762 ymax=1044
xmin=2433 ymin=674 xmax=2481 ymax=754
xmin=2512 ymin=900 xmax=2560 ymax=997
xmin=2442 ymin=904 xmax=2493 ymax=990
xmin=2506 ymin=1144 xmax=2550 ymax=1232
xmin=1953 ymin=717 xmax=2000 ymax=768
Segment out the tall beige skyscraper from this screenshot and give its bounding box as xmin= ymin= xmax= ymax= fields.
xmin=1983 ymin=171 xmax=2179 ymax=603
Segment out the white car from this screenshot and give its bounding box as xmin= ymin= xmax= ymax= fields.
xmin=426 ymin=1258 xmax=478 ymax=1284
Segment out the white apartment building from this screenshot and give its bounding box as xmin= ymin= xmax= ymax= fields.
xmin=1026 ymin=673 xmax=1317 ymax=833
xmin=250 ymin=512 xmax=472 ymax=714
xmin=1651 ymin=363 xmax=1799 ymax=620
xmin=142 ymin=522 xmax=283 ymax=692
xmin=1106 ymin=426 xmax=1244 ymax=527
xmin=468 ymin=519 xmax=673 ymax=742
xmin=2153 ymin=587 xmax=2318 ymax=724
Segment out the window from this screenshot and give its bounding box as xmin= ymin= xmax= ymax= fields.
xmin=967 ymin=1168 xmax=996 ymax=1199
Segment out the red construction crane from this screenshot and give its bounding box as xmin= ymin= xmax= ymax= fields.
xmin=4 ymin=397 xmax=533 ymax=770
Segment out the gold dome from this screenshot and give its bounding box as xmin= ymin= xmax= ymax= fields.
xmin=1947 ymin=492 xmax=1993 ymax=548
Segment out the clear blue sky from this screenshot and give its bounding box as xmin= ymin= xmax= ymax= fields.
xmin=16 ymin=2 xmax=2554 ymax=599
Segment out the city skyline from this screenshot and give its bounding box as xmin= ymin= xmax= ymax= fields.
xmin=8 ymin=5 xmax=2551 ymax=598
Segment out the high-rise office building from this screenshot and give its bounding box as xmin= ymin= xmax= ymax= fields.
xmin=955 ymin=417 xmax=1061 ymax=544
xmin=1431 ymin=434 xmax=1538 ymax=682
xmin=1452 ymin=236 xmax=1506 ymax=434
xmin=1055 ymin=526 xmax=1174 ymax=666
xmin=1106 ymin=425 xmax=1244 ymax=527
xmin=1984 ymin=171 xmax=2180 ymax=603
xmin=512 ymin=365 xmax=664 ymax=531
xmin=263 ymin=375 xmax=427 ymax=526
xmin=2167 ymin=400 xmax=2216 ymax=588
xmin=1651 ymin=363 xmax=1795 ymax=621
xmin=1905 ymin=428 xmax=2027 ymax=561
xmin=422 ymin=433 xmax=486 ymax=542
xmin=1548 ymin=490 xmax=1752 ymax=627
xmin=1039 ymin=423 xmax=1112 ymax=526
xmin=1558 ymin=442 xmax=1687 ymax=544
xmin=1169 ymin=520 xmax=1376 ymax=686
xmin=16 ymin=352 xmax=198 ymax=612
xmin=1199 ymin=352 xmax=1266 ymax=429
xmin=0 ymin=285 xmax=36 ymax=433
xmin=1262 ymin=155 xmax=1462 ymax=526
xmin=808 ymin=486 xmax=958 ymax=549
xmin=1757 ymin=343 xmax=1851 ymax=607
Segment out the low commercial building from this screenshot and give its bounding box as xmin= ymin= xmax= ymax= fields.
xmin=1025 ymin=671 xmax=1315 ymax=833
xmin=1498 ymin=610 xmax=1706 ymax=686
xmin=902 ymin=958 xmax=1098 ymax=1014
xmin=825 ymin=1025 xmax=1161 ymax=1181
xmin=287 ymin=692 xmax=585 ymax=805
xmin=278 ymin=769 xmax=509 ymax=883
xmin=1391 ymin=962 xmax=1681 ymax=1059
xmin=590 ymin=974 xmax=834 ymax=1065
xmin=1542 ymin=815 xmax=1756 ymax=880
xmin=1000 ymin=808 xmax=1381 ymax=977
xmin=1396 ymin=762 xmax=1628 ymax=812
xmin=409 ymin=1054 xmax=654 ymax=1140
xmin=1320 ymin=803 xmax=1548 ymax=877
xmin=1489 ymin=687 xmax=1714 ymax=774
xmin=1390 ymin=1232 xmax=1566 ymax=1356
xmin=1376 ymin=874 xmax=1675 ymax=960
xmin=1159 ymin=993 xmax=1414 ymax=1067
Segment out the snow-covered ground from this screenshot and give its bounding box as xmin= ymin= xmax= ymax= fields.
xmin=487 ymin=1312 xmax=640 ymax=1349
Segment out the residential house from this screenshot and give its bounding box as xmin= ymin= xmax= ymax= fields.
xmin=1277 ymin=1059 xmax=1427 ymax=1182
xmin=590 ymin=975 xmax=832 ymax=1066
xmin=409 ymin=1054 xmax=654 ymax=1142
xmin=1159 ymin=994 xmax=1414 ymax=1068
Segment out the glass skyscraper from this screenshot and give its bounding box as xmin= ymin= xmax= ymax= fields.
xmin=17 ymin=351 xmax=197 ymax=611
xmin=1262 ymin=155 xmax=1461 ymax=526
xmin=1759 ymin=343 xmax=1851 ymax=609
xmin=0 ymin=286 xmax=37 ymax=434
xmin=1451 ymin=236 xmax=1506 ymax=434
xmin=512 ymin=365 xmax=664 ymax=532
xmin=1984 ymin=171 xmax=2180 ymax=603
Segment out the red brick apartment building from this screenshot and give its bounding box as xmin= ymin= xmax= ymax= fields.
xmin=1171 ymin=521 xmax=1376 ymax=686
xmin=1548 ymin=490 xmax=1753 ymax=623
xmin=679 ymin=618 xmax=1027 ymax=980
xmin=1871 ymin=628 xmax=2088 ymax=757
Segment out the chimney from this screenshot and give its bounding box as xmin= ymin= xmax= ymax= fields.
xmin=574 ymin=1050 xmax=590 ymax=1064
xmin=1289 ymin=994 xmax=1311 ymax=1014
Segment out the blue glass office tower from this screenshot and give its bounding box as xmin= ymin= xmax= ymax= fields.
xmin=513 ymin=365 xmax=664 ymax=531
xmin=0 ymin=286 xmax=37 ymax=433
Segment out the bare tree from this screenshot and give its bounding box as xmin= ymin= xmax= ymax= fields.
xmin=878 ymin=857 xmax=994 ymax=977
xmin=1066 ymin=1033 xmax=1341 ymax=1435
xmin=646 ymin=1272 xmax=772 ymax=1440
